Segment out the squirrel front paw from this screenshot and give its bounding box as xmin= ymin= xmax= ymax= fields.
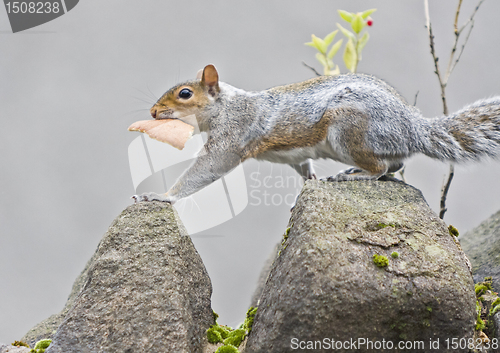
xmin=132 ymin=192 xmax=171 ymax=203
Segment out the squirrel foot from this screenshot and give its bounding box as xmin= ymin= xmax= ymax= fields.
xmin=324 ymin=168 xmax=386 ymax=182
xmin=132 ymin=192 xmax=171 ymax=203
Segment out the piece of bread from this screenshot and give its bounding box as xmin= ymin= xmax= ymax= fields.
xmin=128 ymin=119 xmax=194 ymax=150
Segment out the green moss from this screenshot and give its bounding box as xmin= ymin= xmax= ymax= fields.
xmin=242 ymin=307 xmax=258 ymax=333
xmin=492 ymin=297 xmax=500 ymax=307
xmin=475 ymin=283 xmax=492 ymax=297
xmin=373 ymin=254 xmax=389 ymax=267
xmin=216 ymin=326 xmax=231 ymax=340
xmin=391 ymin=251 xmax=399 ymax=259
xmin=213 ymin=310 xmax=219 ymax=324
xmin=29 ymin=339 xmax=51 ymax=353
xmin=34 ymin=340 xmax=52 ymax=350
xmin=448 ymin=225 xmax=459 ymax=237
xmin=377 ymin=223 xmax=396 ymax=229
xmin=476 ymin=317 xmax=486 ymax=331
xmin=282 ymin=224 xmax=294 ymax=243
xmin=491 ymin=305 xmax=500 ymax=316
xmin=12 ymin=341 xmax=29 ymax=348
xmin=207 ymin=326 xmax=223 ymax=344
xmin=426 ymin=306 xmax=432 ymax=313
xmin=215 ymin=345 xmax=239 ymax=353
xmin=223 ymin=329 xmax=246 ymax=347
xmin=208 ymin=306 xmax=257 ymax=351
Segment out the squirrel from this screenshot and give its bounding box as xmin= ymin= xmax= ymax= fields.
xmin=133 ymin=64 xmax=500 ymax=203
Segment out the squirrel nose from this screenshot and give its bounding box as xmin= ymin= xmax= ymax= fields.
xmin=150 ymin=107 xmax=157 ymax=119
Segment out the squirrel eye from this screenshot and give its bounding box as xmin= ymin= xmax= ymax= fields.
xmin=178 ymin=88 xmax=193 ymax=99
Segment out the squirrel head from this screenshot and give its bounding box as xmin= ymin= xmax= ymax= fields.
xmin=150 ymin=65 xmax=220 ymax=125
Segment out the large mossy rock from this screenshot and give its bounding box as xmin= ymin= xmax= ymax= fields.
xmin=245 ymin=180 xmax=475 ymax=353
xmin=459 ymin=210 xmax=500 ymax=292
xmin=43 ymin=201 xmax=213 ymax=353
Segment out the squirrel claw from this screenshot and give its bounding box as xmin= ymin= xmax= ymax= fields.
xmin=132 ymin=192 xmax=171 ymax=203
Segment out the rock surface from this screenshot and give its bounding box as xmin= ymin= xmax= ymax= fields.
xmin=245 ymin=179 xmax=476 ymax=353
xmin=459 ymin=209 xmax=500 ymax=292
xmin=44 ymin=201 xmax=213 ymax=353
xmin=0 ymin=344 xmax=31 ymax=353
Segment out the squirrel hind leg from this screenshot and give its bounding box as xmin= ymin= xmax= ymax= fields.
xmin=387 ymin=161 xmax=404 ymax=173
xmin=290 ymin=159 xmax=317 ymax=180
xmin=326 ymin=168 xmax=386 ymax=182
xmin=326 ymin=158 xmax=389 ymax=182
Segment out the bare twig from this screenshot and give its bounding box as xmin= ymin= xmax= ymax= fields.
xmin=439 ymin=165 xmax=455 ymax=219
xmin=424 ymin=0 xmax=484 ymax=219
xmin=302 ymin=61 xmax=321 ymax=76
xmin=454 ymin=0 xmax=463 ymax=33
xmin=424 ymin=0 xmax=448 ymax=114
xmin=446 ymin=0 xmax=486 ymax=82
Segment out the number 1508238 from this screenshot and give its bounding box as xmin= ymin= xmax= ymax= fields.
xmin=5 ymin=2 xmax=60 ymax=14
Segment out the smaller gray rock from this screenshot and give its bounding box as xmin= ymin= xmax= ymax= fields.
xmin=493 ymin=313 xmax=500 ymax=346
xmin=46 ymin=201 xmax=213 ymax=353
xmin=22 ymin=256 xmax=96 ymax=347
xmin=460 ymin=210 xmax=500 ymax=292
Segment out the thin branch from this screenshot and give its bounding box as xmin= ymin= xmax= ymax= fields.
xmin=445 ymin=0 xmax=485 ymax=82
xmin=448 ymin=19 xmax=475 ymax=78
xmin=424 ymin=0 xmax=448 ymax=114
xmin=457 ymin=0 xmax=485 ymax=34
xmin=439 ymin=165 xmax=455 ymax=219
xmin=302 ymin=61 xmax=321 ymax=76
xmin=454 ymin=0 xmax=463 ymax=34
xmin=426 ymin=0 xmax=485 ymax=219
xmin=413 ymin=91 xmax=420 ymax=106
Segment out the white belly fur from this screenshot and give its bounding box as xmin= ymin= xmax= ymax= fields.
xmin=256 ymin=138 xmax=352 ymax=165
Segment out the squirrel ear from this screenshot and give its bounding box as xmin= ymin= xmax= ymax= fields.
xmin=201 ymin=64 xmax=219 ymax=96
xmin=196 ymin=69 xmax=203 ymax=80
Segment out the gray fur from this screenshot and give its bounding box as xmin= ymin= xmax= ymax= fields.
xmin=139 ymin=72 xmax=500 ymax=202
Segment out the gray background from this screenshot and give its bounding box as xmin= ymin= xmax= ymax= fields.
xmin=2 ymin=0 xmax=500 ymax=343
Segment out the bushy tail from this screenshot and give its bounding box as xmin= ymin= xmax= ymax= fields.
xmin=420 ymin=97 xmax=500 ymax=162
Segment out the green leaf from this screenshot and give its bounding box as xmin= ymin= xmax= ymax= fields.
xmin=336 ymin=23 xmax=356 ymax=43
xmin=304 ymin=41 xmax=317 ymax=49
xmin=343 ymin=39 xmax=357 ymax=73
xmin=357 ymin=32 xmax=370 ymax=56
xmin=361 ymin=8 xmax=377 ymax=19
xmin=327 ymin=39 xmax=343 ymax=59
xmin=312 ymin=34 xmax=327 ymax=54
xmin=327 ymin=64 xmax=341 ymax=76
xmin=351 ymin=13 xmax=365 ymax=34
xmin=338 ymin=10 xmax=353 ymax=23
xmin=315 ymin=52 xmax=328 ymax=68
xmin=323 ymin=30 xmax=338 ymax=47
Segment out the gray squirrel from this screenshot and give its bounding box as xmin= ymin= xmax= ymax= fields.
xmin=133 ymin=64 xmax=500 ymax=203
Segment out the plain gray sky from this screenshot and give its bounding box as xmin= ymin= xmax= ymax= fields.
xmin=2 ymin=0 xmax=500 ymax=343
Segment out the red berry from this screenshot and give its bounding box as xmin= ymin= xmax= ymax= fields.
xmin=367 ymin=18 xmax=373 ymax=26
